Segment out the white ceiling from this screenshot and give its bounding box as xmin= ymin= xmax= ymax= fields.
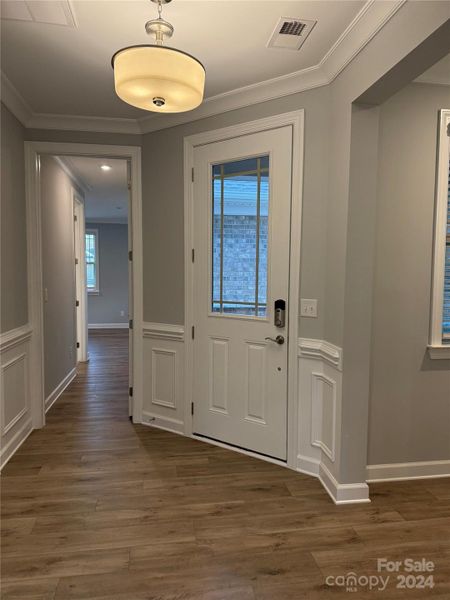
xmin=1 ymin=1 xmax=410 ymax=133
xmin=2 ymin=0 xmax=365 ymax=120
xmin=60 ymin=156 xmax=129 ymax=223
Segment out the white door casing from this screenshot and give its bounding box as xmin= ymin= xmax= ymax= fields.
xmin=73 ymin=192 xmax=87 ymax=363
xmin=127 ymin=160 xmax=133 ymax=416
xmin=24 ymin=142 xmax=143 ymax=428
xmin=192 ymin=127 xmax=293 ymax=460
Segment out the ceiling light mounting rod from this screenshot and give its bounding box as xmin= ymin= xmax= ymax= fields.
xmin=111 ymin=0 xmax=205 ymax=114
xmin=146 ymin=0 xmax=173 ymax=46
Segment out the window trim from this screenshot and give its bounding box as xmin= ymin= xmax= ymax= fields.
xmin=429 ymin=109 xmax=450 ymax=359
xmin=85 ymin=228 xmax=99 ymax=294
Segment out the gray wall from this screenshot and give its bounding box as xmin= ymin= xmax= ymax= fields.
xmin=1 ymin=103 xmax=28 ymax=332
xmin=87 ymin=222 xmax=129 ymax=325
xmin=142 ymin=85 xmax=330 ymax=338
xmin=368 ymin=82 xmax=450 ymax=465
xmin=40 ymin=156 xmax=78 ymax=398
xmin=323 ymin=3 xmax=449 ymax=484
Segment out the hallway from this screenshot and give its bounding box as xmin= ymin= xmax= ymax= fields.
xmin=1 ymin=332 xmax=450 ymax=599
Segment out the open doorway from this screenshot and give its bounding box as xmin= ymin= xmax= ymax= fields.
xmin=38 ymin=152 xmax=134 ymax=419
xmin=67 ymin=156 xmax=132 ymax=414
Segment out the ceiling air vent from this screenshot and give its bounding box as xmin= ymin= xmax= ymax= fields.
xmin=267 ymin=17 xmax=317 ymax=51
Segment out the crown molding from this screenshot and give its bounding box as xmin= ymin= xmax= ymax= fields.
xmin=138 ymin=64 xmax=327 ymax=134
xmin=0 ymin=72 xmax=33 ymax=126
xmin=1 ymin=0 xmax=406 ymax=136
xmin=319 ymin=0 xmax=407 ymax=81
xmin=26 ymin=112 xmax=142 ymax=134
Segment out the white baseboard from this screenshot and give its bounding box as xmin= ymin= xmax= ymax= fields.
xmin=142 ymin=411 xmax=185 ymax=435
xmin=319 ymin=463 xmax=370 ymax=505
xmin=88 ymin=323 xmax=128 ymax=329
xmin=296 ymin=453 xmax=320 ymax=477
xmin=45 ymin=367 xmax=77 ymax=413
xmin=0 ymin=419 xmax=33 ymax=470
xmin=366 ymin=460 xmax=450 ymax=482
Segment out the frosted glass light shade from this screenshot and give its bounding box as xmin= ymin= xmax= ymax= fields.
xmin=112 ymin=45 xmax=205 ymax=113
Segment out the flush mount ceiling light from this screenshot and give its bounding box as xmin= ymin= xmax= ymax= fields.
xmin=100 ymin=164 xmax=112 ymax=171
xmin=112 ymin=0 xmax=205 ymax=113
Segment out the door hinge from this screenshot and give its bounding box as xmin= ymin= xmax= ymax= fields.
xmin=129 ymin=319 xmax=133 ymax=329
xmin=129 ymin=386 xmax=133 ymax=397
xmin=73 ymin=214 xmax=77 ymax=222
xmin=75 ymin=257 xmax=79 ymax=265
xmin=127 ymin=180 xmax=132 ymax=190
xmin=75 ymin=300 xmax=79 ymax=307
xmin=191 ymin=401 xmax=194 ymax=416
xmin=191 ymin=167 xmax=194 ymax=182
xmin=128 ymin=250 xmax=133 ymax=261
xmin=76 ymin=342 xmax=80 ymax=348
xmin=191 ymin=248 xmax=195 ymax=262
xmin=191 ymin=325 xmax=195 ymax=339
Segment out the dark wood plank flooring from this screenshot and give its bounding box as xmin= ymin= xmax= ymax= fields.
xmin=1 ymin=330 xmax=449 ymax=599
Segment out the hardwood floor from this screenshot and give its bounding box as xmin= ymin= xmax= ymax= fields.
xmin=1 ymin=330 xmax=450 ymax=599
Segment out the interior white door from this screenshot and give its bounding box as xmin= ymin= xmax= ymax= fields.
xmin=192 ymin=126 xmax=292 ymax=460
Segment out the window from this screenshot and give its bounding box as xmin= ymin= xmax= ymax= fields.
xmin=429 ymin=109 xmax=450 ymax=357
xmin=85 ymin=229 xmax=99 ymax=293
xmin=444 ymin=167 xmax=450 ymax=340
xmin=211 ymin=155 xmax=269 ymax=317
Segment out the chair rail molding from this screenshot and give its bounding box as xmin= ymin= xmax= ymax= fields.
xmin=88 ymin=323 xmax=129 ymax=330
xmin=298 ymin=338 xmax=343 ymax=370
xmin=0 ymin=324 xmax=33 ymax=353
xmin=143 ymin=322 xmax=185 ymax=342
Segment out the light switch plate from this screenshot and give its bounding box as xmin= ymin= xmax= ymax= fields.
xmin=301 ymin=298 xmax=318 ymax=318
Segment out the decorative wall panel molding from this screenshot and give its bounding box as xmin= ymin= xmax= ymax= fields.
xmin=0 ymin=325 xmax=33 ymax=469
xmin=311 ymin=371 xmax=336 ymax=462
xmin=151 ymin=348 xmax=177 ymax=409
xmin=296 ymin=338 xmax=368 ymax=503
xmin=1 ymin=353 xmax=28 ymax=435
xmin=142 ymin=323 xmax=185 ymax=433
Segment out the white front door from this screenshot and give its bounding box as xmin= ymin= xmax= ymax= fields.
xmin=192 ymin=126 xmax=292 ymax=460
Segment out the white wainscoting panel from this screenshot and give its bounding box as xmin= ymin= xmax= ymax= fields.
xmin=311 ymin=371 xmax=336 ymax=462
xmin=151 ymin=349 xmax=177 ymax=409
xmin=0 ymin=324 xmax=33 ymax=469
xmin=142 ymin=322 xmax=185 ymax=433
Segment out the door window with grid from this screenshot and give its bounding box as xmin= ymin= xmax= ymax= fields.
xmin=211 ymin=155 xmax=269 ymax=317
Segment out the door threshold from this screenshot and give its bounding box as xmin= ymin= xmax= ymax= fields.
xmin=192 ymin=433 xmax=287 ymax=467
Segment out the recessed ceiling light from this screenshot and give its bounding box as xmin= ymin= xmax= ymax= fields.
xmin=100 ymin=165 xmax=111 ymax=171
